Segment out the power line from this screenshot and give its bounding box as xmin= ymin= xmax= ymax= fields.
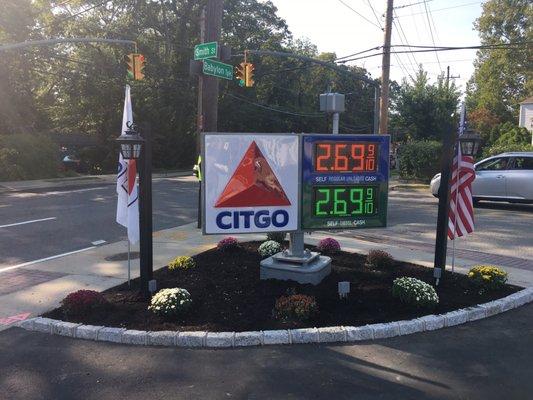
xmin=225 ymin=93 xmax=324 ymax=118
xmin=336 ymin=46 xmax=382 ymax=61
xmin=422 ymin=0 xmax=442 ymax=73
xmin=336 ymin=41 xmax=533 ymax=63
xmin=39 ymin=0 xmax=109 ymax=30
xmin=394 ymin=0 xmax=436 ymax=9
xmin=396 ymin=1 xmax=481 ymax=18
xmin=392 ymin=10 xmax=420 ymax=76
xmin=336 ymin=0 xmax=382 ymax=29
xmin=365 ymin=0 xmax=384 ymax=30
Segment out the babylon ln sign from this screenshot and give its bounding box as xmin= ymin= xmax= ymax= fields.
xmin=301 ymin=134 xmax=390 ymax=230
xmin=203 ymin=133 xmax=299 ymax=234
xmin=202 ymin=59 xmax=233 ymax=80
xmin=194 ymin=41 xmax=218 ymax=60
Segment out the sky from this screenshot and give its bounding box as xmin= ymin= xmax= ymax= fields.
xmin=270 ymin=0 xmax=484 ymax=93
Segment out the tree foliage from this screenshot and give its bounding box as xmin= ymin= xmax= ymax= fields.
xmin=466 ymin=0 xmax=532 ymax=123
xmin=0 ymin=0 xmax=378 ymax=176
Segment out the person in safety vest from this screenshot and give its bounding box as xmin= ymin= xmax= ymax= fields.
xmin=193 ymin=155 xmax=202 ymax=181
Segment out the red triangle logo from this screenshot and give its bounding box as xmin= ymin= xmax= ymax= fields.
xmin=215 ymin=141 xmax=291 ymax=207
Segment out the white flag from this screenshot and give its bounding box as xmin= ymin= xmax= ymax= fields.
xmin=116 ymin=85 xmax=139 ymax=244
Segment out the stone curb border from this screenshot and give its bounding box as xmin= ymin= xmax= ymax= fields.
xmin=14 ymin=288 xmax=533 ymax=348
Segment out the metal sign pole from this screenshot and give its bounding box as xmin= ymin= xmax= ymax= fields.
xmin=127 ymin=239 xmax=131 ymax=288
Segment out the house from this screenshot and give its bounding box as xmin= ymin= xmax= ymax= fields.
xmin=519 ymin=96 xmax=533 ymax=144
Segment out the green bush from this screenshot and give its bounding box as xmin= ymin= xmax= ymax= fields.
xmin=392 ymin=277 xmax=439 ymax=309
xmin=168 ymin=256 xmax=195 ymax=271
xmin=148 ymin=288 xmax=192 ymax=318
xmin=0 ymin=133 xmax=60 ymax=181
xmin=366 ymin=249 xmax=394 ymax=269
xmin=273 ymin=294 xmax=318 ymax=322
xmin=266 ymin=232 xmax=287 ymax=243
xmin=482 ymin=142 xmax=533 ymax=158
xmin=397 ymin=140 xmax=442 ymax=182
xmin=258 ymin=240 xmax=283 ymax=258
xmin=468 ymin=265 xmax=507 ymax=291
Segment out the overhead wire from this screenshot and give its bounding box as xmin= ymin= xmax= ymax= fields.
xmin=395 ymin=1 xmax=482 ymax=18
xmin=422 ymin=0 xmax=442 ymax=73
xmin=336 ymin=0 xmax=382 ymax=29
xmin=225 ymin=93 xmax=324 ymax=118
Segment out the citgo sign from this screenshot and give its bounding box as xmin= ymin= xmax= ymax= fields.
xmin=202 ymin=133 xmax=299 ymax=234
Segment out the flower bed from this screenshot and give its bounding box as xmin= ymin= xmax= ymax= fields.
xmin=44 ymin=242 xmax=521 ymax=332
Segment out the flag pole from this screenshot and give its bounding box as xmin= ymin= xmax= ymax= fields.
xmin=127 ymin=239 xmax=131 ymax=288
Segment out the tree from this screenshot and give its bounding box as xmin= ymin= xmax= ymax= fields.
xmin=390 ymin=68 xmax=460 ymax=141
xmin=466 ymin=0 xmax=532 ymax=122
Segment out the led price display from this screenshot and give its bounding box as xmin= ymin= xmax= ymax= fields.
xmin=314 ymin=142 xmax=378 ymax=173
xmin=314 ymin=186 xmax=378 ymax=217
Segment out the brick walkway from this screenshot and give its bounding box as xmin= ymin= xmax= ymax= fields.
xmin=0 ymin=269 xmax=67 ymax=296
xmin=339 ymin=232 xmax=533 ymax=271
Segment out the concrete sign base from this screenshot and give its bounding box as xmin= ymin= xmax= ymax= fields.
xmin=260 ymin=252 xmax=332 ymax=285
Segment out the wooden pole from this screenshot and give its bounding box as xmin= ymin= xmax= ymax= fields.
xmin=379 ymin=0 xmax=394 ymax=134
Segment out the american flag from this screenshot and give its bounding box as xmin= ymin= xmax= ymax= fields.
xmin=448 ymin=104 xmax=475 ymax=240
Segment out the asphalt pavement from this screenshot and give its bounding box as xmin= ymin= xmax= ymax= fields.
xmin=1 ymin=303 xmax=532 ymax=400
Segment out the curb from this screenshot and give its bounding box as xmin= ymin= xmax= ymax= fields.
xmin=15 ymin=288 xmax=533 ymax=348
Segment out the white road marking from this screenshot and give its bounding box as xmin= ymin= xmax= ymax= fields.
xmin=0 ymin=246 xmax=96 ymax=273
xmin=7 ymin=186 xmax=109 ymax=198
xmin=0 ymin=217 xmax=56 ymax=229
xmin=91 ymin=239 xmax=107 ymax=246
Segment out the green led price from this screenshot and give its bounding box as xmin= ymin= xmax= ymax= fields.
xmin=314 ymin=186 xmax=377 ymax=217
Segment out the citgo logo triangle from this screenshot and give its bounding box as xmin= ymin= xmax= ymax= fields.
xmin=215 ymin=141 xmax=291 ymax=207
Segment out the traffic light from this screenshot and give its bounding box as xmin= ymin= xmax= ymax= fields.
xmin=244 ymin=62 xmax=254 ymax=87
xmin=235 ymin=62 xmax=246 ymax=87
xmin=125 ymin=53 xmax=146 ymax=80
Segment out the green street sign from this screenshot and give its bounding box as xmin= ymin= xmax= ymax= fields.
xmin=194 ymin=41 xmax=218 ymax=60
xmin=202 ymin=59 xmax=233 ymax=80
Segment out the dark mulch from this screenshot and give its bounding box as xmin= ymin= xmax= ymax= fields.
xmin=44 ymin=242 xmax=521 ymax=332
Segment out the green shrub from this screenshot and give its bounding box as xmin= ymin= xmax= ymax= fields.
xmin=468 ymin=265 xmax=507 ymax=291
xmin=482 ymin=142 xmax=533 ymax=158
xmin=148 ymin=288 xmax=192 ymax=318
xmin=392 ymin=277 xmax=439 ymax=309
xmin=273 ymin=294 xmax=318 ymax=322
xmin=0 ymin=133 xmax=60 ymax=181
xmin=168 ymin=256 xmax=195 ymax=271
xmin=366 ymin=249 xmax=394 ymax=269
xmin=397 ymin=140 xmax=442 ymax=182
xmin=266 ymin=231 xmax=287 ymax=243
xmin=258 ymin=240 xmax=283 ymax=258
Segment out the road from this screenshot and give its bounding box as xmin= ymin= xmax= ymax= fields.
xmin=0 ymin=177 xmax=532 ymax=268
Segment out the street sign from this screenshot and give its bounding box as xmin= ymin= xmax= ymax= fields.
xmin=203 ymin=133 xmax=300 ymax=234
xmin=194 ymin=41 xmax=218 ymax=60
xmin=301 ymin=134 xmax=390 ymax=230
xmin=202 ymin=59 xmax=233 ymax=80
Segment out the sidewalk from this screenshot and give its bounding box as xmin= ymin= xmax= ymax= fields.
xmin=1 ymin=222 xmax=532 ymax=331
xmin=0 ymin=170 xmax=192 ymax=193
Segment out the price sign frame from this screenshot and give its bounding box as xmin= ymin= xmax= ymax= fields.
xmin=301 ymin=134 xmax=390 ymax=230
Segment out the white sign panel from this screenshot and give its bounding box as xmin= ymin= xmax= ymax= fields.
xmin=203 ymin=133 xmax=299 ymax=234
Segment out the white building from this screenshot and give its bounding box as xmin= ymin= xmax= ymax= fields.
xmin=519 ymin=96 xmax=533 ymax=145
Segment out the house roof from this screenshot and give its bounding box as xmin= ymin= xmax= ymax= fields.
xmin=520 ymin=96 xmax=533 ymax=105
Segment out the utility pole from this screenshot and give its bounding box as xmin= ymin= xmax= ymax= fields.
xmin=201 ymin=0 xmax=223 ymax=133
xmin=379 ymin=0 xmax=394 ymax=134
xmin=446 ymin=65 xmax=460 ymax=89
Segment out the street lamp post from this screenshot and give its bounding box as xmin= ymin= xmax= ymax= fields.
xmin=117 ymin=123 xmax=153 ymax=298
xmin=433 ymin=128 xmax=481 ymax=284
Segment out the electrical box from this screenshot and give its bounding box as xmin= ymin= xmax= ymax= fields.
xmin=319 ymin=93 xmax=346 ymax=113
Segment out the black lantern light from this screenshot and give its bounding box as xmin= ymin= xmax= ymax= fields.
xmin=117 ymin=122 xmax=144 ymax=160
xmin=458 ymin=130 xmax=482 ymax=157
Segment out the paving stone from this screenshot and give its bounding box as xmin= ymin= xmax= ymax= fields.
xmin=122 ymin=330 xmax=148 ymax=345
xmin=345 ymin=325 xmax=374 ymax=341
xmin=206 ymin=332 xmax=235 ymax=348
xmin=466 ymin=306 xmax=486 ymax=321
xmin=76 ymin=325 xmax=103 ymax=340
xmin=419 ymin=315 xmax=445 ymax=330
xmin=148 ymin=331 xmax=177 ymax=346
xmin=176 ymin=331 xmax=207 ymax=347
xmin=444 ymin=310 xmax=469 ymax=327
xmin=318 ymin=327 xmax=346 ymax=343
xmin=97 ymin=327 xmax=126 ymax=343
xmin=15 ymin=318 xmax=35 ymax=330
xmin=398 ymin=319 xmax=424 ymax=335
xmin=234 ymin=331 xmax=263 ymax=347
xmin=32 ymin=317 xmax=54 ymax=333
xmin=51 ymin=320 xmax=81 ymax=337
xmin=263 ymin=330 xmax=290 ymax=345
xmin=480 ymin=300 xmax=504 ymax=317
xmin=371 ymin=322 xmax=400 ymax=339
xmin=290 ymin=328 xmax=319 ymax=344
